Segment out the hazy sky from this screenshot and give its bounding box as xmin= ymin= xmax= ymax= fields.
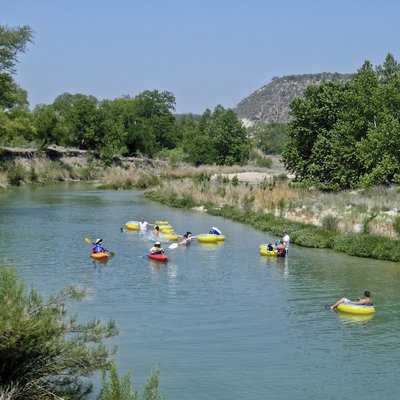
xmin=3 ymin=0 xmax=400 ymax=113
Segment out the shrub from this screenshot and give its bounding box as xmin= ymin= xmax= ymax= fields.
xmin=333 ymin=233 xmax=382 ymax=258
xmin=6 ymin=162 xmax=27 ymax=185
xmin=0 ymin=262 xmax=118 ymax=400
xmin=321 ymin=214 xmax=339 ymax=232
xmin=98 ymin=364 xmax=164 ymax=400
xmin=290 ymin=228 xmax=335 ymax=248
xmin=231 ymin=175 xmax=239 ymax=186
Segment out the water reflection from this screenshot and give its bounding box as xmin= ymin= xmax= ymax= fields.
xmin=336 ymin=312 xmax=375 ymax=324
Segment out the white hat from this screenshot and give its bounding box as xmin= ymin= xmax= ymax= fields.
xmin=155 ymin=241 xmax=161 ymax=246
xmin=96 ymin=238 xmax=102 ymax=244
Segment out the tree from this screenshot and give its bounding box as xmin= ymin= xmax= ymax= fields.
xmin=182 ymin=106 xmax=252 ymax=166
xmin=0 ymin=24 xmax=33 ymax=74
xmin=282 ymin=54 xmax=400 ymax=190
xmin=0 ymin=262 xmax=118 ymax=399
xmin=32 ymin=104 xmax=66 ymax=148
xmin=249 ymin=122 xmax=287 ymax=154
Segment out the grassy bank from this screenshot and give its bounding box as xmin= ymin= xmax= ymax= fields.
xmin=145 ymin=180 xmax=400 ymax=262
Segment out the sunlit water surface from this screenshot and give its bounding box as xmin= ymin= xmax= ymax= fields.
xmin=0 ymin=183 xmax=399 ymax=399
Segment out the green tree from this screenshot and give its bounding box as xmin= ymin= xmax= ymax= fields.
xmin=249 ymin=122 xmax=287 ymax=154
xmin=282 ymin=54 xmax=400 ymax=190
xmin=0 ymin=24 xmax=33 ymax=74
xmin=32 ymin=104 xmax=67 ymax=148
xmin=0 ymin=262 xmax=118 ymax=399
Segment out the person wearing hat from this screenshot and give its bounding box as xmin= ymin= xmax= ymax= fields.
xmin=282 ymin=230 xmax=290 ymax=253
xmin=149 ymin=241 xmax=164 ymax=255
xmin=92 ymin=238 xmax=106 ymax=254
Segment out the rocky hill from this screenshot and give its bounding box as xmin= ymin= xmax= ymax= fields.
xmin=235 ymin=72 xmax=352 ymax=125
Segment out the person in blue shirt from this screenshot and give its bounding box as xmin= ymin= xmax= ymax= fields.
xmin=92 ymin=238 xmax=106 ymax=254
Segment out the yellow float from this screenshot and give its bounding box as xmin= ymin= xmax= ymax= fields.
xmin=259 ymin=248 xmax=278 ymax=256
xmin=155 ymin=220 xmax=169 ymax=225
xmin=197 ymin=234 xmax=219 ymax=243
xmin=125 ymin=221 xmax=140 ymax=231
xmin=159 ymin=225 xmax=173 ymax=232
xmin=163 ymin=233 xmax=179 ymax=241
xmin=337 ymin=303 xmax=375 ymax=315
xmin=214 ymin=234 xmax=225 ymax=241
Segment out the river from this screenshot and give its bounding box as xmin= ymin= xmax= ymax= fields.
xmin=0 ymin=183 xmax=399 ymax=399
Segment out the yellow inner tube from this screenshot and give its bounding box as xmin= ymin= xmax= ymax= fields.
xmin=197 ymin=234 xmax=218 ymax=243
xmin=337 ymin=303 xmax=375 ymax=315
xmin=215 ymin=235 xmax=225 ymax=241
xmin=260 ymin=248 xmax=278 ymax=256
xmin=159 ymin=225 xmax=173 ymax=232
xmin=155 ymin=221 xmax=169 ymax=225
xmin=125 ymin=221 xmax=140 ymax=231
xmin=163 ymin=234 xmax=179 ymax=241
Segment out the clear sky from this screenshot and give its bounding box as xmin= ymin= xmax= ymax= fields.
xmin=3 ymin=0 xmax=400 ymax=114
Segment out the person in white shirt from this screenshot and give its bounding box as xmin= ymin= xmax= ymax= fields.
xmin=139 ymin=218 xmax=154 ymax=232
xmin=282 ymin=230 xmax=290 ymax=253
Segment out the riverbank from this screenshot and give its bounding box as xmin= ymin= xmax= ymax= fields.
xmin=2 ymin=150 xmax=399 ymax=262
xmin=144 ymin=179 xmax=400 ymax=262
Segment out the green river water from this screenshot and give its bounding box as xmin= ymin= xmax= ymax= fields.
xmin=0 ymin=183 xmax=399 ymax=399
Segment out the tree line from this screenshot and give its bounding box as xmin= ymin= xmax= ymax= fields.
xmin=0 ymin=24 xmax=252 ymax=166
xmin=282 ymin=53 xmax=400 ymax=190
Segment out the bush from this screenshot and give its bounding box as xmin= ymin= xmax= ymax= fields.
xmin=321 ymin=214 xmax=339 ymax=232
xmin=98 ymin=363 xmax=164 ymax=400
xmin=0 ymin=262 xmax=118 ymax=399
xmin=290 ymin=227 xmax=335 ymax=248
xmin=333 ymin=234 xmax=379 ymax=258
xmin=6 ymin=162 xmax=27 ymax=185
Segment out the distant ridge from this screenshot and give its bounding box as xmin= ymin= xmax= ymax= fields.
xmin=235 ymin=72 xmax=352 ymax=125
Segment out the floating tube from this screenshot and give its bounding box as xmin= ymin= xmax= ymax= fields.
xmin=163 ymin=234 xmax=179 ymax=241
xmin=337 ymin=303 xmax=375 ymax=315
xmin=155 ymin=221 xmax=169 ymax=225
xmin=147 ymin=253 xmax=168 ymax=262
xmin=213 ymin=234 xmax=225 ymax=241
xmin=90 ymin=252 xmax=109 ymax=260
xmin=197 ymin=234 xmax=218 ymax=243
xmin=159 ymin=225 xmax=173 ymax=232
xmin=125 ymin=221 xmax=140 ymax=231
xmin=259 ymin=248 xmax=278 ymax=256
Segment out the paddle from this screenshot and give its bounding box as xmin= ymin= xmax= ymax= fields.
xmin=168 ymin=243 xmax=179 ymax=249
xmin=85 ymin=238 xmax=115 ymax=256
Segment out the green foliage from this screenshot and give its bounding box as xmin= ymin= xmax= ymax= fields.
xmin=282 ymin=54 xmax=400 ymax=190
xmin=98 ymin=363 xmax=164 ymax=400
xmin=249 ymin=122 xmax=287 ymax=154
xmin=98 ymin=363 xmax=136 ymax=400
xmin=252 ymin=152 xmax=273 ymax=168
xmin=194 ymin=172 xmax=211 ymax=183
xmin=0 ymin=262 xmax=118 ymax=399
xmin=321 ymin=214 xmax=339 ymax=232
xmin=231 ymin=175 xmax=239 ymax=186
xmin=5 ymin=161 xmax=27 ymax=185
xmin=0 ymin=24 xmax=34 ymax=74
xmin=181 ymin=106 xmax=252 ymax=166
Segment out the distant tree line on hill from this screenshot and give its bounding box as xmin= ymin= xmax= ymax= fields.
xmin=282 ymin=53 xmax=400 ymax=190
